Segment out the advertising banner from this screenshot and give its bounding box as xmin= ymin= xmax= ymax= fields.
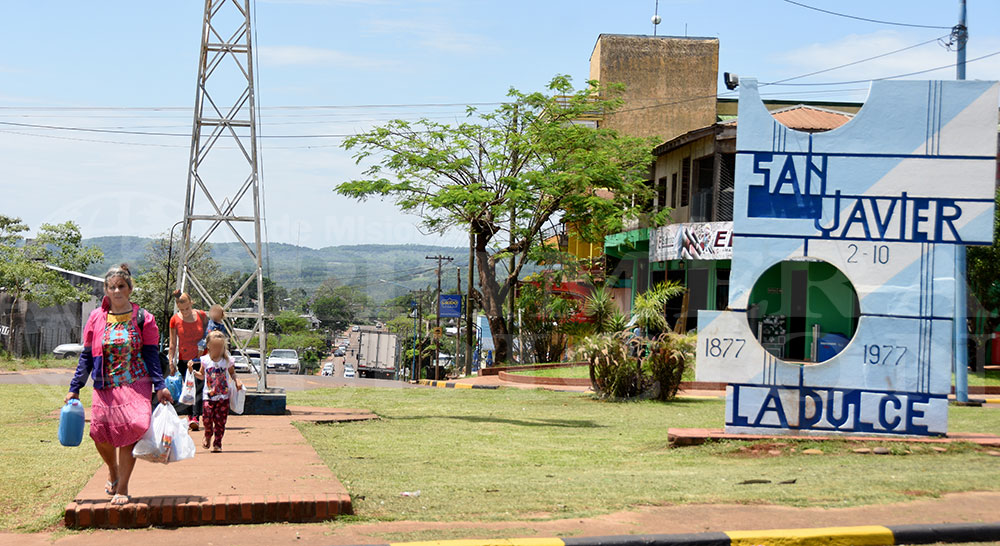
xmin=650 ymin=222 xmax=733 ymax=262
xmin=438 ymin=294 xmax=463 ymax=318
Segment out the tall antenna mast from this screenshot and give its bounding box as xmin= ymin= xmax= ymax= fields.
xmin=651 ymin=0 xmax=661 ymax=36
xmin=177 ymin=0 xmax=269 ymax=392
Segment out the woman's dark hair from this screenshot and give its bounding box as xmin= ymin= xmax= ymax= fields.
xmin=104 ymin=263 xmax=133 ymax=289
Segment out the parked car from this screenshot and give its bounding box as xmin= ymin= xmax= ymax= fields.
xmin=322 ymin=363 xmax=334 ymax=376
xmin=232 ymin=354 xmax=258 ymax=374
xmin=343 ymin=365 xmax=356 ymax=378
xmin=351 ymin=325 xmax=360 ymax=332
xmin=266 ymin=349 xmax=300 ymax=374
xmin=333 ymin=348 xmax=345 ymax=357
xmin=52 ymin=343 xmax=84 ymax=360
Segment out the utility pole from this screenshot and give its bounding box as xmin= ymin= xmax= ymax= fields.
xmin=465 ymin=228 xmax=476 ymax=376
xmin=177 ymin=0 xmax=269 ymax=393
xmin=426 ymin=254 xmax=453 ymax=380
xmin=954 ymin=0 xmax=969 ymax=403
xmin=415 ymin=292 xmax=423 ymax=380
xmin=456 ymin=267 xmax=462 ymax=376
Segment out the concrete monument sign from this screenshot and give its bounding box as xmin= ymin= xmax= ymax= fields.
xmin=696 ymin=78 xmax=998 ymax=437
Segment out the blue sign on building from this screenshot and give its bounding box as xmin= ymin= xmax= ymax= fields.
xmin=438 ymin=294 xmax=463 ymax=318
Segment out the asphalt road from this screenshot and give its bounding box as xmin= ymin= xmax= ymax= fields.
xmin=0 ymin=355 xmax=415 ymax=392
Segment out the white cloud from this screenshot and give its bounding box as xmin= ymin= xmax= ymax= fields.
xmin=774 ymin=30 xmax=1000 ymax=85
xmin=257 ymin=45 xmax=392 ymax=69
xmin=365 ymin=18 xmax=496 ymax=56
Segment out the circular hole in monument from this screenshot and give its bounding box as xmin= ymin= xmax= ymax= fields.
xmin=745 ymin=259 xmax=859 ymax=364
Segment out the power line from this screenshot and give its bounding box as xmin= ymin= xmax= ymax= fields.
xmin=762 ymin=34 xmax=949 ymax=85
xmin=0 ymin=102 xmax=504 ymax=112
xmin=780 ymin=0 xmax=951 ymax=29
xmin=765 ymin=49 xmax=1000 ymax=86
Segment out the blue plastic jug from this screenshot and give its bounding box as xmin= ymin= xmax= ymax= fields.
xmin=59 ymin=399 xmax=85 ymax=447
xmin=166 ymin=372 xmax=183 ymax=401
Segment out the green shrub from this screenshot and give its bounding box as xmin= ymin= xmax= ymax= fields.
xmin=574 ymin=331 xmax=697 ymax=401
xmin=644 ymin=332 xmax=697 ymax=401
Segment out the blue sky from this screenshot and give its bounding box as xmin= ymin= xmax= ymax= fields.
xmin=2 ymin=0 xmax=998 ymax=249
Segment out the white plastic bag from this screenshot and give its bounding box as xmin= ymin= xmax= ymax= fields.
xmin=229 ymin=376 xmax=246 ymax=415
xmin=179 ymin=368 xmax=197 ymax=405
xmin=169 ymin=413 xmax=196 ymax=463
xmin=133 ymin=403 xmax=196 ymax=464
xmin=133 ymin=404 xmax=176 ymax=463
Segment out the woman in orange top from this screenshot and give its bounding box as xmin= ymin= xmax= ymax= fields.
xmin=167 ymin=290 xmax=208 ymax=430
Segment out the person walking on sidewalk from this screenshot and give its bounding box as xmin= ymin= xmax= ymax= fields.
xmin=168 ymin=290 xmax=208 ymax=431
xmin=66 ymin=264 xmax=172 ymax=506
xmin=194 ymin=331 xmax=241 ymax=452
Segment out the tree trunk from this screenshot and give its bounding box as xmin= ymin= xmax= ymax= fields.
xmin=473 ymin=230 xmax=510 ymax=364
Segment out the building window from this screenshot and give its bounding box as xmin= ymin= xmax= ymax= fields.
xmin=680 ymin=157 xmax=691 ymax=207
xmin=657 ymin=177 xmax=667 ymax=211
xmin=671 ymin=173 xmax=678 ymax=209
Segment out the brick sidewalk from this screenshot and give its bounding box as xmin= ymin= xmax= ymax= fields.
xmin=64 ymin=406 xmax=377 ymax=529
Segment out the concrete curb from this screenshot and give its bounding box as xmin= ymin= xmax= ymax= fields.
xmin=353 ymin=522 xmax=1000 ymax=546
xmin=418 ymin=379 xmax=499 ymax=390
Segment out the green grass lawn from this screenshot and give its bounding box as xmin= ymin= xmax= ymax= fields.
xmin=508 ymin=363 xmax=696 ymax=382
xmin=0 ymin=356 xmax=76 ymax=372
xmin=958 ymin=369 xmax=1000 ymax=387
xmin=4 ymin=383 xmax=1000 ymax=533
xmin=508 ymin=365 xmax=590 ymax=378
xmin=0 ymin=385 xmax=102 ymax=532
xmin=290 ymin=387 xmax=1000 ymax=524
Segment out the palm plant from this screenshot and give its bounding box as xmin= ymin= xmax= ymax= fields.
xmin=632 ymin=280 xmax=685 ymax=337
xmin=583 ymin=280 xmax=617 ymax=334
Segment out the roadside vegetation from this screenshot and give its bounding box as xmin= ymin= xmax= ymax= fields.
xmin=0 ymin=354 xmax=76 ymax=372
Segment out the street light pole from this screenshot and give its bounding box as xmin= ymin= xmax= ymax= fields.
xmin=953 ymin=0 xmax=970 ymax=402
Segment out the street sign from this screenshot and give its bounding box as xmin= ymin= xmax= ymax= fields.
xmin=439 ymin=294 xmax=463 ymax=318
xmin=432 ymin=326 xmax=443 ymax=340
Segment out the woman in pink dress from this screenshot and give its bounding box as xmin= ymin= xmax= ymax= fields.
xmin=66 ymin=264 xmax=172 ymax=506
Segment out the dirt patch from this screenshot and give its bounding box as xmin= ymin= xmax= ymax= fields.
xmin=726 ymin=442 xmax=791 ymax=458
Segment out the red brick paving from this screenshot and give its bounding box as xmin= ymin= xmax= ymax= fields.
xmin=64 ymin=406 xmax=376 ymax=529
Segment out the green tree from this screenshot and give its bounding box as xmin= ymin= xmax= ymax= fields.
xmin=337 ymin=75 xmax=658 ymax=363
xmin=312 ymin=279 xmax=368 ymax=330
xmin=131 ymin=233 xmax=228 ymax=336
xmin=0 ymin=217 xmax=103 ymax=355
xmin=968 ymin=187 xmax=1000 ymax=370
xmin=516 ymin=271 xmax=580 ymax=363
xmin=275 ymin=310 xmax=309 ymax=334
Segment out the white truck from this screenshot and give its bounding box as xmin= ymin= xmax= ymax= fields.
xmin=355 ymin=329 xmax=399 ymax=380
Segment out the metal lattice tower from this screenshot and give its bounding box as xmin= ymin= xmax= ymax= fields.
xmin=177 ymin=0 xmax=268 ymax=391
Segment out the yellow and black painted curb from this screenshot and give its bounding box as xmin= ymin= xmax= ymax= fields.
xmin=353 ymin=521 xmax=1000 ymax=546
xmin=418 ymin=379 xmax=499 ymax=390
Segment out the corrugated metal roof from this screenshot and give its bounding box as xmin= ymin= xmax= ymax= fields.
xmin=721 ymin=104 xmax=853 ymax=132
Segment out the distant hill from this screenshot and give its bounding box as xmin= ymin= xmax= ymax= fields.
xmin=84 ymin=236 xmax=472 ymax=302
